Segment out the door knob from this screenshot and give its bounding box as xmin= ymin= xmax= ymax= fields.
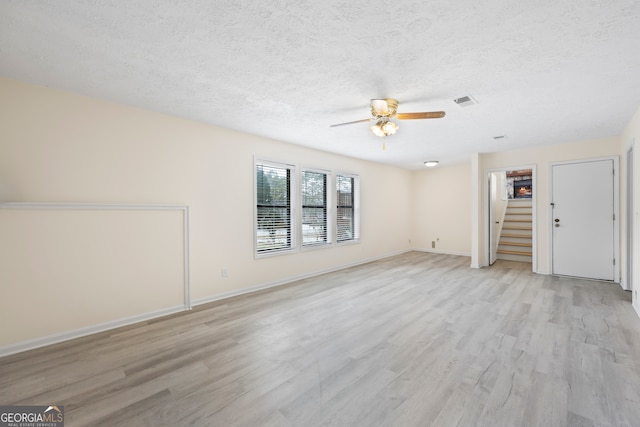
xmin=554 ymin=218 xmax=560 ymax=222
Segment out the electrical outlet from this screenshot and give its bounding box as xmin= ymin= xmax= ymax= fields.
xmin=221 ymin=268 xmax=228 ymax=277
xmin=432 ymin=241 xmax=435 ymax=248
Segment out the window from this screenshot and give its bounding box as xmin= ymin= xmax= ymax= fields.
xmin=255 ymin=161 xmax=295 ymax=255
xmin=336 ymin=174 xmax=360 ymax=242
xmin=255 ymin=161 xmax=358 ymax=255
xmin=301 ymin=170 xmax=328 ymax=246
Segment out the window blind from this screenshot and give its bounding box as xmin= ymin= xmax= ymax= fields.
xmin=336 ymin=174 xmax=360 ymax=242
xmin=301 ymin=170 xmax=328 ymax=246
xmin=256 ymin=163 xmax=293 ymax=253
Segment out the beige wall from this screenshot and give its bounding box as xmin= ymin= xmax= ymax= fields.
xmin=475 ymin=137 xmax=622 ymax=274
xmin=411 ymin=163 xmax=472 ymax=255
xmin=0 ymin=78 xmax=412 ymax=351
xmin=412 ymin=136 xmax=623 ymax=271
xmin=0 ymin=207 xmax=186 ymax=345
xmin=1 ymin=76 xmax=637 ymax=353
xmin=621 ymin=105 xmax=640 ymax=312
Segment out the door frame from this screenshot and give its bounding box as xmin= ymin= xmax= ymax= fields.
xmin=626 ymin=144 xmax=634 ymax=293
xmin=549 ymin=156 xmax=620 ymax=283
xmin=488 ymin=171 xmax=504 ymax=265
xmin=483 ymin=164 xmax=537 ymax=272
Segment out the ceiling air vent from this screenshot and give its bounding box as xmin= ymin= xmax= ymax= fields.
xmin=453 ymin=95 xmax=478 ymax=107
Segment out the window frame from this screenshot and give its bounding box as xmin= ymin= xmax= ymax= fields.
xmin=253 ymin=160 xmax=360 ymax=257
xmin=300 ymin=167 xmax=332 ymax=250
xmin=254 ymin=159 xmax=297 ymax=258
xmin=335 ymin=172 xmax=360 ymax=244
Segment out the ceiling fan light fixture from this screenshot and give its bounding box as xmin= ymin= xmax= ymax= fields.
xmin=331 ymin=98 xmax=445 ymax=137
xmin=370 ymin=119 xmax=397 ymax=137
xmin=424 ymin=160 xmax=439 ymax=167
xmin=381 ymin=120 xmax=397 ymax=135
xmin=370 ymin=122 xmax=386 ymax=137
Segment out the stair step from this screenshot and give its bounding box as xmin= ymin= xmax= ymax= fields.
xmin=499 ymin=241 xmax=532 ymax=247
xmin=501 ymin=200 xmax=533 ymax=261
xmin=497 ymin=249 xmax=532 ymax=256
xmin=501 ymin=233 xmax=531 ymax=239
xmin=496 ymin=253 xmax=533 ymax=263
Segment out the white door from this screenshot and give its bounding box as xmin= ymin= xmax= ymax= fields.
xmin=551 ymin=159 xmax=615 ymax=280
xmin=489 ymin=174 xmax=498 ymax=265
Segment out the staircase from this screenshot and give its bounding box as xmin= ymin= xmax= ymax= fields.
xmin=497 ymin=199 xmax=533 ymax=263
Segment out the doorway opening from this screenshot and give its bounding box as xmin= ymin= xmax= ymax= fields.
xmin=486 ymin=166 xmax=536 ymax=271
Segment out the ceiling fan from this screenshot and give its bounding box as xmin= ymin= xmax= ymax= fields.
xmin=330 ymin=98 xmax=445 ymax=137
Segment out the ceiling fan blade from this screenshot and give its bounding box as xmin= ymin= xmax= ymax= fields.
xmin=396 ymin=111 xmax=446 ymax=120
xmin=330 ymin=118 xmax=373 ymax=127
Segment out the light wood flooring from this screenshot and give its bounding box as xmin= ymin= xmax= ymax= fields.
xmin=2 ymin=252 xmax=640 ymax=426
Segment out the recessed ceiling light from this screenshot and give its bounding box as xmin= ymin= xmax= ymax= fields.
xmin=424 ymin=161 xmax=439 ymax=167
xmin=453 ymin=95 xmax=478 ymax=107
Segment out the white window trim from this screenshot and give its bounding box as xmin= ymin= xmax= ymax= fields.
xmin=254 ymin=159 xmax=297 ymax=258
xmin=335 ymin=172 xmax=361 ymax=245
xmin=254 ymin=159 xmax=360 ymax=257
xmin=300 ymin=167 xmax=333 ymax=251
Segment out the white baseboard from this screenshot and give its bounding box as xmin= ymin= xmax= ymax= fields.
xmin=192 ymin=249 xmax=411 ymax=307
xmin=413 ymin=248 xmax=472 ymax=257
xmin=634 ymin=302 xmax=640 ymax=320
xmin=0 ymin=305 xmax=185 ymax=358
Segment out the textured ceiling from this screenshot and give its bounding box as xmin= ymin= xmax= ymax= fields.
xmin=1 ymin=0 xmax=639 ymax=169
